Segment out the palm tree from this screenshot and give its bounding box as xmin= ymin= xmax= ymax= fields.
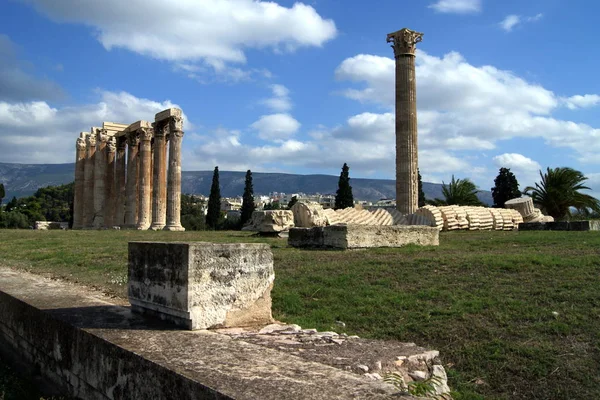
xmin=524 ymin=167 xmax=600 ymax=220
xmin=433 ymin=175 xmax=483 ymax=206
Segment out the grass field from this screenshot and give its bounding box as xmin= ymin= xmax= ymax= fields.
xmin=0 ymin=229 xmax=599 ymax=399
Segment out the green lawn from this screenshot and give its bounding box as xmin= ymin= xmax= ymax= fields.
xmin=0 ymin=229 xmax=599 ymax=399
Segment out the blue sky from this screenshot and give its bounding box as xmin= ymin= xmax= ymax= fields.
xmin=1 ymin=0 xmax=599 ymax=197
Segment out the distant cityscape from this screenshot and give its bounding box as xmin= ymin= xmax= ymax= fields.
xmin=188 ymin=191 xmax=396 ymax=220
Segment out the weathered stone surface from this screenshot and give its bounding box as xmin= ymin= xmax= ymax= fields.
xmin=104 ymin=136 xmax=116 ymax=228
xmin=414 ymin=205 xmax=525 ymax=231
xmin=505 ymin=196 xmax=535 ymax=219
xmin=164 ymin=113 xmax=185 ymax=231
xmin=387 ymin=28 xmax=423 ymax=215
xmin=82 ymin=131 xmax=96 ymax=228
xmin=93 ymin=128 xmax=109 ymax=229
xmin=124 ymin=130 xmax=140 ymax=228
xmin=243 ymin=210 xmax=295 ymax=232
xmin=136 ymin=126 xmax=153 ymax=230
xmin=128 ymin=242 xmax=275 ymax=330
xmin=0 ymin=267 xmax=406 ymax=400
xmin=72 ymin=133 xmax=87 ymax=229
xmin=289 ymin=224 xmax=439 ymax=249
xmin=414 ymin=205 xmax=443 ymax=230
xmin=291 ymin=201 xmax=329 ymax=227
xmin=154 ymin=107 xmax=182 ymax=122
xmin=115 ymin=136 xmax=127 ymax=226
xmin=150 ymin=121 xmax=168 ymax=230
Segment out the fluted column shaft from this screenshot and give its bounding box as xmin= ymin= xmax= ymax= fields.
xmin=93 ymin=129 xmax=109 ymax=228
xmin=104 ymin=137 xmax=116 ymax=228
xmin=72 ymin=133 xmax=87 ymax=229
xmin=124 ymin=131 xmax=140 ymax=228
xmin=115 ymin=137 xmax=127 ymax=227
xmin=387 ymin=28 xmax=423 ymax=215
xmin=82 ymin=133 xmax=96 ymax=228
xmin=395 ymin=55 xmax=418 ymax=215
xmin=136 ymin=127 xmax=154 ymax=230
xmin=164 ymin=115 xmax=185 ymax=231
xmin=150 ymin=122 xmax=168 ymax=230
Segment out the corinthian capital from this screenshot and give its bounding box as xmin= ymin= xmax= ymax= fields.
xmin=86 ymin=133 xmax=97 ymax=148
xmin=106 ymin=136 xmax=117 ymax=152
xmin=76 ymin=137 xmax=87 ymax=151
xmin=386 ymin=28 xmax=423 ymax=57
xmin=96 ymin=128 xmax=109 ymax=144
xmin=126 ymin=131 xmax=140 ymax=147
xmin=138 ymin=127 xmax=154 ymax=141
xmin=169 ymin=115 xmax=184 ymax=133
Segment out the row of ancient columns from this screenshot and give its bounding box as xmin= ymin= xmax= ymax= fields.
xmin=72 ymin=108 xmax=185 ymax=231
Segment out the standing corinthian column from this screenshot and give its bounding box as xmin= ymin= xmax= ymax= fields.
xmin=124 ymin=130 xmax=140 ymax=228
xmin=72 ymin=133 xmax=87 ymax=229
xmin=387 ymin=28 xmax=423 ymax=215
xmin=93 ymin=128 xmax=109 ymax=229
xmin=160 ymin=109 xmax=185 ymax=231
xmin=115 ymin=136 xmax=127 ymax=227
xmin=82 ymin=131 xmax=97 ymax=228
xmin=104 ymin=136 xmax=116 ymax=228
xmin=150 ymin=121 xmax=168 ymax=230
xmin=136 ymin=124 xmax=154 ymax=230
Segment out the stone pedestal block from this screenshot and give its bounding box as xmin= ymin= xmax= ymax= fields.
xmin=289 ymin=224 xmax=439 ymax=249
xmin=128 ymin=242 xmax=274 ymax=330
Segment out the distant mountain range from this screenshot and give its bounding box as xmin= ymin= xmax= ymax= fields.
xmin=0 ymin=162 xmax=493 ymax=205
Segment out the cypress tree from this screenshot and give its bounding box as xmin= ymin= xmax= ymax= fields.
xmin=491 ymin=167 xmax=521 ymax=208
xmin=206 ymin=166 xmax=222 ymax=229
xmin=334 ymin=163 xmax=354 ymax=209
xmin=0 ymin=183 xmax=5 ymax=209
xmin=418 ymin=169 xmax=426 ymax=207
xmin=240 ymin=170 xmax=255 ymax=226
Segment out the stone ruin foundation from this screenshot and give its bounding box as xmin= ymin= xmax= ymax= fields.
xmin=72 ymin=108 xmax=185 ymax=231
xmin=125 ymin=240 xmax=451 ymax=397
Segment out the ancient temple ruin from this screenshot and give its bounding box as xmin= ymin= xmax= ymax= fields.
xmin=72 ymin=108 xmax=185 ymax=231
xmin=387 ymin=28 xmax=423 ymax=215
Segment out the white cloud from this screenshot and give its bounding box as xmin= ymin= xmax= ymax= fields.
xmin=334 ymin=50 xmax=600 ymax=166
xmin=563 ymin=94 xmax=600 ymax=110
xmin=500 ymin=13 xmax=543 ymax=32
xmin=586 ymin=173 xmax=600 ymax=200
xmin=250 ymin=113 xmax=300 ymax=141
xmin=24 ymin=0 xmax=337 ymax=80
xmin=0 ymin=91 xmax=183 ymax=163
xmin=428 ymin=0 xmax=481 ymax=14
xmin=493 ymin=153 xmax=542 ymax=186
xmin=500 ymin=15 xmax=521 ymax=32
xmin=528 ymin=13 xmax=544 ymax=22
xmin=261 ymin=84 xmax=292 ymax=112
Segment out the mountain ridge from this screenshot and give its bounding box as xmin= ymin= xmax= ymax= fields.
xmin=0 ymin=162 xmax=493 ymax=205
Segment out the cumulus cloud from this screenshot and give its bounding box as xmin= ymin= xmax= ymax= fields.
xmin=500 ymin=13 xmax=543 ymax=32
xmin=250 ymin=113 xmax=300 ymax=141
xmin=428 ymin=0 xmax=481 ymax=14
xmin=334 ymin=50 xmax=600 ymax=167
xmin=23 ymin=0 xmax=337 ymax=80
xmin=493 ymin=153 xmax=542 ymax=186
xmin=0 ymin=91 xmax=183 ymax=163
xmin=563 ymin=94 xmax=600 ymax=110
xmin=500 ymin=15 xmax=521 ymax=32
xmin=0 ymin=34 xmax=64 ymax=102
xmin=261 ymin=84 xmax=292 ymax=112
